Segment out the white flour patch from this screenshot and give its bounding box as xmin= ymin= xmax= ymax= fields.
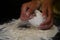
xmin=29 ymin=10 xmax=45 ymax=27
xmin=0 ymin=19 xmax=58 ymax=40
xmin=0 ymin=10 xmax=58 ymax=40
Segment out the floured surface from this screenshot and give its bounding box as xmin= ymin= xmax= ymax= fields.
xmin=0 ymin=19 xmax=58 ymax=40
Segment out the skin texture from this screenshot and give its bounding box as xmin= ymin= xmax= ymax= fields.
xmin=38 ymin=0 xmax=53 ymax=30
xmin=20 ymin=0 xmax=53 ymax=30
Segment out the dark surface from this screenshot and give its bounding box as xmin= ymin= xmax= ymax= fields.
xmin=52 ymin=32 xmax=60 ymax=40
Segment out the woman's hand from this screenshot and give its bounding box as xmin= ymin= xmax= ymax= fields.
xmin=20 ymin=1 xmax=40 ymax=21
xmin=20 ymin=0 xmax=53 ymax=30
xmin=38 ymin=0 xmax=53 ymax=30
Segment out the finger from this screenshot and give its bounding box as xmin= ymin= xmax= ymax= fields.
xmin=25 ymin=7 xmax=35 ymax=19
xmin=20 ymin=4 xmax=27 ymax=18
xmin=40 ymin=16 xmax=51 ymax=26
xmin=40 ymin=8 xmax=52 ymax=26
xmin=38 ymin=19 xmax=53 ymax=30
xmin=43 ymin=5 xmax=52 ymax=24
xmin=20 ymin=4 xmax=29 ymax=21
xmin=20 ymin=16 xmax=26 ymax=21
xmin=40 ymin=3 xmax=49 ymax=25
xmin=27 ymin=3 xmax=37 ymax=14
xmin=21 ymin=4 xmax=28 ymax=14
xmin=20 ymin=13 xmax=29 ymax=21
xmin=40 ymin=17 xmax=53 ymax=28
xmin=25 ymin=2 xmax=37 ymax=19
xmin=42 ymin=4 xmax=47 ymax=16
xmin=29 ymin=14 xmax=36 ymax=19
xmin=22 ymin=5 xmax=33 ymax=19
xmin=43 ymin=20 xmax=53 ymax=30
xmin=48 ymin=18 xmax=53 ymax=28
xmin=48 ymin=5 xmax=52 ymax=18
xmin=26 ymin=8 xmax=36 ymax=20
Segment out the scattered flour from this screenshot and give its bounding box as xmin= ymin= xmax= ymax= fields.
xmin=0 ymin=10 xmax=58 ymax=40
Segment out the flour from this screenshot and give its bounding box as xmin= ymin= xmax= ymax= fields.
xmin=29 ymin=10 xmax=45 ymax=27
xmin=0 ymin=10 xmax=58 ymax=40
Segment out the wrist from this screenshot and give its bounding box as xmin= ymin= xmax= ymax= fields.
xmin=32 ymin=0 xmax=41 ymax=5
xmin=43 ymin=0 xmax=52 ymax=5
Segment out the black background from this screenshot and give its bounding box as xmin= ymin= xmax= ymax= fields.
xmin=0 ymin=0 xmax=31 ymax=24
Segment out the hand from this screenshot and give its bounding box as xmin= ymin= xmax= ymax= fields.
xmin=38 ymin=0 xmax=53 ymax=30
xmin=20 ymin=1 xmax=40 ymax=21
